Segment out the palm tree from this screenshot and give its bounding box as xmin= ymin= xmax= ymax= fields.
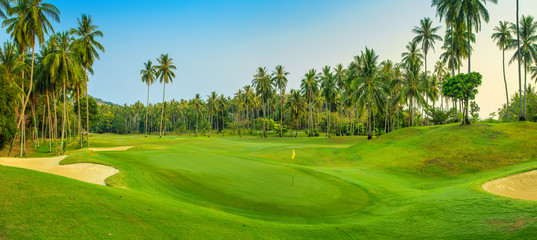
xmin=434 ymin=60 xmax=449 ymax=110
xmin=44 ymin=32 xmax=81 ymax=155
xmin=401 ymin=40 xmax=423 ymax=64
xmin=491 ymin=21 xmax=512 ymax=122
xmin=300 ymin=69 xmax=319 ymax=136
xmin=4 ymin=0 xmax=60 ymax=156
xmin=243 ymin=85 xmax=254 ymax=135
xmin=141 ymin=60 xmax=156 ymax=137
xmin=0 ymin=0 xmax=10 ymax=19
xmin=348 ymin=48 xmax=387 ymax=139
xmin=509 ymin=15 xmax=537 ymax=119
xmin=71 ymin=14 xmax=105 ymax=147
xmin=252 ymin=67 xmax=273 ymax=138
xmin=286 ymin=89 xmax=306 ymax=137
xmin=455 ymin=0 xmax=498 ymax=73
xmin=155 ymin=54 xmax=176 ymax=138
xmin=515 ymin=0 xmax=523 ymax=120
xmin=413 ymin=17 xmax=442 ymax=77
xmin=433 ymin=0 xmax=460 ymax=78
xmin=192 ymin=94 xmax=202 ymax=137
xmin=207 ymin=91 xmax=218 ymax=136
xmin=401 ymin=52 xmax=427 ymax=127
xmin=272 ymin=65 xmax=289 ymax=137
xmin=320 ymin=66 xmax=337 ymax=138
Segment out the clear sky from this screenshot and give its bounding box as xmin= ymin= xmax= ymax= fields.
xmin=4 ymin=0 xmax=537 ymax=118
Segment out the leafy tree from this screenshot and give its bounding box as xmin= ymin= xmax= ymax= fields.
xmin=442 ymin=72 xmax=483 ymax=125
xmin=74 ymin=96 xmax=99 ymax=130
xmin=0 ymin=75 xmax=18 ymax=152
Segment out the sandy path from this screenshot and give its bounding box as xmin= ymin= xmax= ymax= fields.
xmin=89 ymin=146 xmax=134 ymax=152
xmin=0 ymin=156 xmax=119 ymax=186
xmin=482 ymin=170 xmax=537 ymax=201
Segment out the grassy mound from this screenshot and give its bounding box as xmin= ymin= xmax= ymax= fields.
xmin=1 ymin=122 xmax=537 ymax=239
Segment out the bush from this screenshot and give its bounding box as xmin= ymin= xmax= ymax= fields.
xmin=426 ymin=107 xmax=456 ymax=125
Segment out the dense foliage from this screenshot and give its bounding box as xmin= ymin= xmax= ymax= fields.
xmin=0 ymin=75 xmax=17 ymax=151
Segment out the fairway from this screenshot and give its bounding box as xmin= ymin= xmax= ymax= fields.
xmin=2 ymin=123 xmax=537 ymax=239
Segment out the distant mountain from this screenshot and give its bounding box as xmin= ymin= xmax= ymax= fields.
xmin=93 ymin=96 xmax=116 ymax=106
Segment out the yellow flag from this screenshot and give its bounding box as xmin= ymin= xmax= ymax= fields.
xmin=292 ymin=149 xmax=295 ymax=160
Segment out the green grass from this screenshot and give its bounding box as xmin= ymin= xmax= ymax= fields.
xmin=1 ymin=122 xmax=537 ymax=239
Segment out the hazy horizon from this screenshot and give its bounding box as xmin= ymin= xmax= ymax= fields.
xmin=3 ymin=0 xmax=537 ymax=118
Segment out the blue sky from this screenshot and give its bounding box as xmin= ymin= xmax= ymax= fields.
xmin=3 ymin=0 xmax=537 ymax=117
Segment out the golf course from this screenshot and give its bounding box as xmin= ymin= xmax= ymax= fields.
xmin=1 ymin=122 xmax=537 ymax=239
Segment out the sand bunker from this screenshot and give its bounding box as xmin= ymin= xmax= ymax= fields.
xmin=0 ymin=156 xmax=119 ymax=186
xmin=89 ymin=146 xmax=134 ymax=152
xmin=482 ymin=170 xmax=537 ymax=201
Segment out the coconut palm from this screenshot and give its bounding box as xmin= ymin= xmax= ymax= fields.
xmin=155 ymin=54 xmax=176 ymax=138
xmin=491 ymin=21 xmax=512 ymax=122
xmin=272 ymin=65 xmax=289 ymax=137
xmin=515 ymin=0 xmax=523 ymax=120
xmin=71 ymin=14 xmax=105 ymax=147
xmin=433 ymin=0 xmax=460 ymax=78
xmin=413 ymin=17 xmax=443 ymax=77
xmin=286 ymin=89 xmax=306 ymax=137
xmin=348 ymin=48 xmax=387 ymax=139
xmin=509 ymin=15 xmax=537 ymax=118
xmin=320 ymin=66 xmax=337 ymax=137
xmin=207 ymin=91 xmax=218 ymax=136
xmin=43 ymin=32 xmax=82 ymax=155
xmin=454 ymin=0 xmax=497 ymax=73
xmin=401 ymin=52 xmax=427 ymax=127
xmin=300 ymin=69 xmax=319 ymax=136
xmin=4 ymin=0 xmax=60 ymax=156
xmin=252 ymin=67 xmax=273 ymax=138
xmin=434 ymin=60 xmax=449 ymax=110
xmin=192 ymin=94 xmax=203 ymax=137
xmin=243 ymin=85 xmax=254 ymax=134
xmin=141 ymin=60 xmax=156 ymax=137
xmin=440 ymin=22 xmax=475 ymax=74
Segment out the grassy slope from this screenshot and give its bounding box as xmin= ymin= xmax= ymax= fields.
xmin=1 ymin=122 xmax=537 ymax=239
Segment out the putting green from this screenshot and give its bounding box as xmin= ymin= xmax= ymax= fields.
xmin=115 ymin=148 xmax=369 ymax=220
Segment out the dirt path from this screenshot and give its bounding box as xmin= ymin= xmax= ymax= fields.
xmin=89 ymin=146 xmax=134 ymax=152
xmin=0 ymin=156 xmax=119 ymax=186
xmin=482 ymin=170 xmax=537 ymax=201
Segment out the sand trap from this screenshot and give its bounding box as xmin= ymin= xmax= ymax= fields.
xmin=89 ymin=146 xmax=134 ymax=152
xmin=0 ymin=156 xmax=119 ymax=186
xmin=483 ymin=170 xmax=537 ymax=201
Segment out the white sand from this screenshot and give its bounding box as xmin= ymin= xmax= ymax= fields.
xmin=89 ymin=146 xmax=134 ymax=152
xmin=482 ymin=170 xmax=537 ymax=201
xmin=0 ymin=155 xmax=119 ymax=186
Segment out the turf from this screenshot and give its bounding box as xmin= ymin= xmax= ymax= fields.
xmin=1 ymin=122 xmax=537 ymax=239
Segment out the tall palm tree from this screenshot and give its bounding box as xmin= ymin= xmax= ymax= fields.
xmin=492 ymin=21 xmax=512 ymax=122
xmin=434 ymin=60 xmax=449 ymax=110
xmin=300 ymin=69 xmax=319 ymax=136
xmin=401 ymin=52 xmax=427 ymax=126
xmin=413 ymin=17 xmax=442 ymax=77
xmin=44 ymin=32 xmax=81 ymax=155
xmin=155 ymin=54 xmax=176 ymax=138
xmin=455 ymin=0 xmax=498 ymax=73
xmin=515 ymin=0 xmax=523 ymax=120
xmin=320 ymin=66 xmax=337 ymax=138
xmin=509 ymin=15 xmax=537 ymax=118
xmin=349 ymin=48 xmax=387 ymax=139
xmin=141 ymin=60 xmax=156 ymax=137
xmin=243 ymin=85 xmax=254 ymax=135
xmin=272 ymin=65 xmax=289 ymax=137
xmin=71 ymin=14 xmax=104 ymax=147
xmin=4 ymin=0 xmax=60 ymax=156
xmin=286 ymin=89 xmax=306 ymax=137
xmin=252 ymin=67 xmax=273 ymax=138
xmin=433 ymin=0 xmax=460 ymax=78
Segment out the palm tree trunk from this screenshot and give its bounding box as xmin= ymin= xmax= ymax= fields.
xmin=145 ymin=83 xmax=150 ymax=137
xmin=61 ymin=79 xmax=66 ymax=155
xmin=263 ymin=100 xmax=266 ymax=138
xmin=326 ymin=103 xmax=330 ymax=138
xmin=524 ymin=59 xmax=527 ymax=116
xmin=31 ymin=101 xmax=38 ymax=150
xmin=467 ymin=14 xmax=472 ymax=73
xmin=53 ymin=90 xmax=58 ymax=155
xmin=77 ymin=87 xmax=82 ymax=148
xmin=502 ymin=49 xmax=510 ymax=122
xmin=308 ymin=97 xmax=312 ymax=137
xmin=46 ymin=91 xmax=52 ymax=152
xmin=280 ymin=96 xmax=283 ymax=138
xmin=516 ymin=0 xmax=524 ymax=121
xmin=84 ymin=68 xmax=90 ymax=147
xmin=160 ymin=82 xmax=166 ymax=138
